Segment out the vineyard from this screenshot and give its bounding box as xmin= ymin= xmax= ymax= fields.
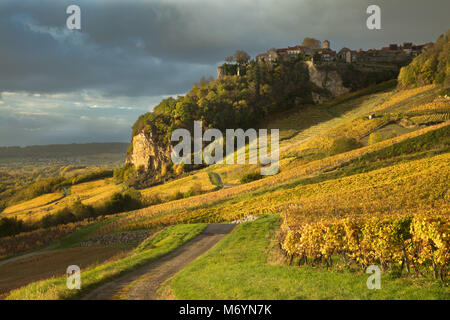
xmin=280 ymin=212 xmax=448 ymax=280
xmin=410 ymin=113 xmax=450 ymax=125
xmin=408 ymin=98 xmax=450 ymax=114
xmin=93 ymin=135 xmax=450 ymax=239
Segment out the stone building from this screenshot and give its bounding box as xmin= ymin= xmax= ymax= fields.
xmin=338 ymin=48 xmax=357 ymax=63
xmin=217 ymin=66 xmax=225 ymax=79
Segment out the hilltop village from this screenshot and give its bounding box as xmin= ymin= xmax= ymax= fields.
xmin=256 ymin=40 xmax=431 ymax=64
xmin=218 ymin=39 xmax=432 ymax=78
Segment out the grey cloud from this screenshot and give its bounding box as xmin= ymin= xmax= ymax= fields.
xmin=0 ymin=0 xmax=449 ymax=96
xmin=0 ymin=0 xmax=448 ymax=146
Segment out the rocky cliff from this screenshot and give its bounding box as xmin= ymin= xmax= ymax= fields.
xmin=125 ymin=130 xmax=172 ymax=173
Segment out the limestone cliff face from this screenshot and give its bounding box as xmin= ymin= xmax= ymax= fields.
xmin=306 ymin=61 xmax=350 ymax=104
xmin=125 ymin=131 xmax=172 ymax=172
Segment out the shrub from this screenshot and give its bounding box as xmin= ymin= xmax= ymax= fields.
xmin=169 ymin=191 xmax=184 ymax=201
xmin=328 ymin=137 xmax=362 ymax=155
xmin=0 ymin=217 xmax=25 ymax=238
xmin=41 ymin=201 xmax=96 ymax=228
xmin=100 ymin=190 xmax=142 ymax=215
xmin=71 ymin=201 xmax=96 ymax=220
xmin=184 ymin=183 xmax=203 ymax=198
xmin=145 ymin=194 xmax=163 ymax=206
xmin=113 ymin=164 xmax=136 ymax=183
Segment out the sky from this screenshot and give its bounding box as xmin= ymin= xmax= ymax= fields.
xmin=0 ymin=0 xmax=449 ymax=147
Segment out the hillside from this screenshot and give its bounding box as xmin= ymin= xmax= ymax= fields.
xmin=124 ymin=51 xmax=400 ymax=188
xmin=0 ymin=143 xmax=129 ymax=214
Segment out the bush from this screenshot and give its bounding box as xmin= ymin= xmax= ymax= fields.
xmin=0 ymin=217 xmax=25 ymax=238
xmin=100 ymin=189 xmax=142 ymax=215
xmin=145 ymin=194 xmax=163 ymax=206
xmin=71 ymin=201 xmax=96 ymax=220
xmin=328 ymin=137 xmax=362 ymax=155
xmin=240 ymin=172 xmax=263 ymax=184
xmin=113 ymin=164 xmax=136 ymax=183
xmin=169 ymin=191 xmax=184 ymax=201
xmin=41 ymin=201 xmax=96 ymax=228
xmin=183 ymin=183 xmax=203 ymax=198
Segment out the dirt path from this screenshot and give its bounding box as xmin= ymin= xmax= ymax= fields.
xmin=83 ymin=224 xmax=235 ymax=300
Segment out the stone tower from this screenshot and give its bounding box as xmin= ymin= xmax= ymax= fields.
xmin=323 ymin=40 xmax=330 ymax=49
xmin=217 ymin=66 xmax=225 ymax=79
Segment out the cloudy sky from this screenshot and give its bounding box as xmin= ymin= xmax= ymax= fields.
xmin=0 ymin=0 xmax=448 ymax=146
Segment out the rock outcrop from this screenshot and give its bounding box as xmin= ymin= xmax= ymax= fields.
xmin=306 ymin=61 xmax=351 ymax=104
xmin=126 ymin=130 xmax=172 ymax=172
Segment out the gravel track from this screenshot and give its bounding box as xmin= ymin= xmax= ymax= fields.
xmin=83 ymin=224 xmax=235 ymax=300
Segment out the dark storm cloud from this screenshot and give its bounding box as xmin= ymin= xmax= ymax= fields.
xmin=0 ymin=0 xmax=449 ymax=96
xmin=0 ymin=2 xmax=213 ymax=97
xmin=0 ymin=0 xmax=448 ymax=146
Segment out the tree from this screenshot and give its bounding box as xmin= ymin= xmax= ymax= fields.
xmin=234 ymin=50 xmax=250 ymax=65
xmin=302 ymin=37 xmax=321 ymax=49
xmin=225 ymin=56 xmax=234 ymax=63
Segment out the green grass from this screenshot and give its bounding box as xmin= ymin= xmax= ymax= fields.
xmin=207 ymin=171 xmax=223 ymax=188
xmin=163 ymin=215 xmax=449 ymax=300
xmin=6 ymin=223 xmax=207 ymax=300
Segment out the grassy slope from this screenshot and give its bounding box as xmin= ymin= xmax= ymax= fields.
xmin=211 ymin=81 xmax=397 ymax=185
xmin=140 ymin=171 xmax=216 ymax=200
xmin=163 ymin=215 xmax=449 ymax=300
xmin=2 ymin=178 xmax=123 ymax=222
xmin=3 ymin=82 xmax=444 ymax=225
xmin=112 ymin=123 xmax=448 ymax=229
xmin=6 ymin=223 xmax=206 ymax=300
